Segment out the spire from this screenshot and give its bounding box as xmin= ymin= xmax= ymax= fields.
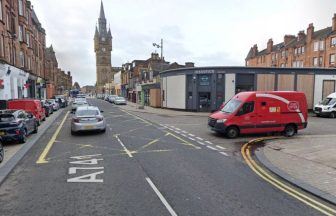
xmin=99 ymin=0 xmax=105 ymax=20
xmin=107 ymin=27 xmax=112 ymax=38
xmin=94 ymin=25 xmax=99 ymax=38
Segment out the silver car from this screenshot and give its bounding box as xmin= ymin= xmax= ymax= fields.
xmin=71 ymin=106 xmax=106 ymax=135
xmin=114 ymin=97 xmax=127 ymax=105
xmin=71 ymin=98 xmax=88 ymax=112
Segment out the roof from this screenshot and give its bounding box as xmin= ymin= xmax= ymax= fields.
xmin=313 ymin=27 xmax=333 ymax=40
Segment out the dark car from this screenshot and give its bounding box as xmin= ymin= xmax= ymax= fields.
xmin=0 ymin=137 xmax=3 ymax=163
xmin=41 ymin=100 xmax=53 ymax=117
xmin=0 ymin=110 xmax=38 ymax=144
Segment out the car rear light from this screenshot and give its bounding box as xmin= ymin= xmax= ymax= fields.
xmin=15 ymin=129 xmax=21 ymax=135
xmin=73 ymin=118 xmax=80 ymax=123
xmin=96 ymin=117 xmax=103 ymax=122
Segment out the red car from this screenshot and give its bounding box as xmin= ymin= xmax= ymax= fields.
xmin=8 ymin=99 xmax=46 ymax=125
xmin=208 ymin=91 xmax=308 ymax=138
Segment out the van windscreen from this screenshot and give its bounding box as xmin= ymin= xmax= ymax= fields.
xmin=221 ymin=99 xmax=242 ymax=113
xmin=321 ymin=98 xmax=336 ymax=106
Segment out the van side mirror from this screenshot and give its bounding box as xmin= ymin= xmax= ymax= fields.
xmin=100 ymin=110 xmax=104 ymax=113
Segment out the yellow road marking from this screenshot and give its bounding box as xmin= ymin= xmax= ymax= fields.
xmin=36 ymin=111 xmax=70 ymax=164
xmin=141 ymin=139 xmax=160 ymax=149
xmin=241 ymin=139 xmax=336 ymax=216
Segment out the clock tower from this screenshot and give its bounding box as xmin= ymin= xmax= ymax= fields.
xmin=94 ymin=1 xmax=112 ymax=92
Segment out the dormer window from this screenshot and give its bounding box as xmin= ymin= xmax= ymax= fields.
xmin=102 ymin=48 xmax=106 ymax=52
xmin=101 ymin=37 xmax=105 ymax=41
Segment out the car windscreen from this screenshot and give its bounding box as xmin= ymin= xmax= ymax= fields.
xmin=221 ymin=99 xmax=242 ymax=113
xmin=0 ymin=114 xmax=15 ymax=122
xmin=76 ymin=110 xmax=99 ymax=116
xmin=321 ymin=98 xmax=336 ymax=106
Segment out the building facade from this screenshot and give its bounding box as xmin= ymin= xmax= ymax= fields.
xmin=161 ymin=67 xmax=336 ymax=112
xmin=94 ymin=1 xmax=113 ymax=93
xmin=246 ymin=14 xmax=336 ymax=69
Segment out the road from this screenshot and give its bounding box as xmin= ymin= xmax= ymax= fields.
xmin=0 ymin=99 xmax=323 ymax=216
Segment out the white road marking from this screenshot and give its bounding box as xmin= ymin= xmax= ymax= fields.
xmin=216 ymin=145 xmax=226 ymax=150
xmin=145 ymin=177 xmax=178 ymax=216
xmin=181 ymin=134 xmax=188 ymax=137
xmin=174 ymin=131 xmax=181 ymax=134
xmin=197 ymin=141 xmax=205 ymax=145
xmin=188 ymin=137 xmax=195 ymax=141
xmin=67 ymin=170 xmax=104 ymax=183
xmin=219 ymin=152 xmax=229 ymax=156
xmin=70 ymin=154 xmax=102 ymax=160
xmin=205 ymin=141 xmax=213 ymax=145
xmin=175 ymin=128 xmax=181 ymax=131
xmin=181 ymin=130 xmax=187 ymax=133
xmin=206 ymin=145 xmax=217 ymax=151
xmin=196 ymin=137 xmax=203 ymax=141
xmin=188 ymin=134 xmax=195 ymax=137
xmin=115 ymin=135 xmax=133 ymax=158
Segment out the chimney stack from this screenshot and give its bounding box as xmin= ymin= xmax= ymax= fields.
xmin=267 ymin=39 xmax=273 ymax=53
xmin=284 ymin=35 xmax=295 ymax=45
xmin=333 ymin=13 xmax=336 ymax=31
xmin=185 ymin=62 xmax=195 ymax=67
xmin=297 ymin=30 xmax=305 ymax=41
xmin=252 ymin=44 xmax=258 ymax=56
xmin=306 ymin=23 xmax=314 ymax=42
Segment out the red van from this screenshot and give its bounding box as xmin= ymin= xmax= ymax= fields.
xmin=8 ymin=99 xmax=46 ymax=125
xmin=208 ymin=91 xmax=308 ymax=138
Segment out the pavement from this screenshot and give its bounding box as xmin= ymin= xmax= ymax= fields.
xmin=0 ymin=98 xmax=324 ymax=216
xmin=255 ymin=135 xmax=336 ymax=205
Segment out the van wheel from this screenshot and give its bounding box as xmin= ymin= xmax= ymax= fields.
xmin=226 ymin=126 xmax=239 ymax=139
xmin=71 ymin=130 xmax=76 ymax=136
xmin=284 ymin=124 xmax=296 ymax=137
xmin=330 ymin=112 xmax=336 ymax=118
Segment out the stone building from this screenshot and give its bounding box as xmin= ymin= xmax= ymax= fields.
xmin=246 ymin=14 xmax=336 ymax=69
xmin=94 ymin=1 xmax=113 ymax=93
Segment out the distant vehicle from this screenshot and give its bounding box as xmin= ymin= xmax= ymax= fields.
xmin=55 ymin=95 xmax=68 ymax=108
xmin=76 ymin=94 xmax=86 ymax=98
xmin=71 ymin=98 xmax=88 ymax=112
xmin=313 ymin=92 xmax=336 ymax=118
xmin=208 ymin=91 xmax=308 ymax=138
xmin=46 ymin=99 xmax=60 ymax=111
xmin=108 ymin=95 xmax=118 ymax=103
xmin=8 ymin=99 xmax=46 ymax=125
xmin=114 ymin=97 xmax=127 ymax=105
xmin=0 ymin=110 xmax=38 ymax=143
xmin=70 ymin=89 xmax=80 ymax=98
xmin=71 ymin=106 xmax=106 ymax=135
xmin=41 ymin=100 xmax=53 ymax=117
xmin=0 ymin=137 xmax=3 ymax=163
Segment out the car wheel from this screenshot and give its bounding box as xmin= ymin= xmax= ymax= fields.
xmin=284 ymin=124 xmax=296 ymax=137
xmin=101 ymin=128 xmax=106 ymax=133
xmin=226 ymin=126 xmax=239 ymax=139
xmin=33 ymin=123 xmax=38 ymax=134
xmin=19 ymin=129 xmax=27 ymax=144
xmin=71 ymin=130 xmax=76 ymax=136
xmin=330 ymin=112 xmax=336 ymax=118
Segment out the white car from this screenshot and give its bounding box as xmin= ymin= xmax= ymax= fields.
xmin=114 ymin=97 xmax=127 ymax=105
xmin=71 ymin=98 xmax=88 ymax=112
xmin=47 ymin=99 xmax=60 ymax=111
xmin=71 ymin=106 xmax=106 ymax=135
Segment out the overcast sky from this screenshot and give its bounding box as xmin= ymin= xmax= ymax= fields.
xmin=30 ymin=0 xmax=335 ymax=86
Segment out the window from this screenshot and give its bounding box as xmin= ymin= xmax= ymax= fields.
xmin=0 ymin=0 xmax=3 ymax=21
xmin=102 ymin=47 xmax=106 ymax=52
xmin=237 ymin=101 xmax=254 ymax=116
xmin=26 ymin=33 xmax=30 ymax=46
xmin=294 ymin=48 xmax=297 ymax=55
xmin=101 ymin=37 xmax=105 ymax=41
xmin=319 ymin=56 xmax=323 ymax=66
xmin=281 ymin=50 xmax=285 ymax=58
xmin=330 ymin=54 xmax=335 ymax=64
xmin=19 ymin=25 xmax=23 ymax=41
xmin=313 ymin=57 xmax=318 ymax=66
xmin=319 ymin=41 xmax=324 ymax=51
xmin=313 ymin=41 xmax=319 ymax=51
xmin=13 ymin=47 xmax=16 ymax=64
xmin=301 ymin=46 xmax=305 ymax=53
xmin=18 ymin=0 xmax=23 ymax=16
xmin=19 ymin=51 xmax=24 ymax=67
xmin=280 ymin=63 xmax=285 ymax=68
xmin=28 ymin=57 xmax=31 ymax=69
xmin=0 ymin=35 xmax=3 ymax=57
xmin=331 ymin=37 xmax=336 ymax=47
xmin=6 ymin=13 xmax=9 ymax=30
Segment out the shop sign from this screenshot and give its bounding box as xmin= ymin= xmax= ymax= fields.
xmin=199 ymin=75 xmax=210 ymax=86
xmin=195 ymin=69 xmax=214 ymax=74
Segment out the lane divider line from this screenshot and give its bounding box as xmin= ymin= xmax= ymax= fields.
xmin=241 ymin=139 xmax=336 ymax=216
xmin=219 ymin=152 xmax=229 ymax=156
xmin=188 ymin=134 xmax=195 ymax=137
xmin=36 ymin=111 xmax=70 ymax=164
xmin=197 ymin=141 xmax=205 ymax=145
xmin=205 ymin=141 xmax=213 ymax=145
xmin=216 ymin=145 xmax=226 ymax=150
xmin=115 ymin=135 xmax=133 ymax=158
xmin=145 ymin=177 xmax=178 ymax=216
xmin=206 ymin=145 xmax=217 ymax=151
xmin=196 ymin=137 xmax=203 ymax=141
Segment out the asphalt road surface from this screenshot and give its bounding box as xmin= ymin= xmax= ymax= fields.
xmin=0 ymin=99 xmax=322 ymax=216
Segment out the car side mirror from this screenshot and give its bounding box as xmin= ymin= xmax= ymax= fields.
xmin=100 ymin=110 xmax=104 ymax=113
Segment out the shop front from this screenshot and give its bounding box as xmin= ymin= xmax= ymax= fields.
xmin=0 ymin=64 xmax=28 ymax=100
xmin=36 ymin=77 xmax=46 ymax=99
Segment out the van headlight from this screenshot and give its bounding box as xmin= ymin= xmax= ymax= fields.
xmin=217 ymin=119 xmax=227 ymax=123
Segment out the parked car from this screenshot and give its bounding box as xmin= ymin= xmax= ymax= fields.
xmin=71 ymin=98 xmax=88 ymax=112
xmin=7 ymin=99 xmax=46 ymax=125
xmin=108 ymin=95 xmax=118 ymax=103
xmin=47 ymin=99 xmax=60 ymax=111
xmin=41 ymin=100 xmax=53 ymax=117
xmin=71 ymin=106 xmax=106 ymax=135
xmin=208 ymin=91 xmax=308 ymax=138
xmin=55 ymin=95 xmax=68 ymax=108
xmin=0 ymin=110 xmax=38 ymax=143
xmin=114 ymin=97 xmax=127 ymax=105
xmin=313 ymin=92 xmax=336 ymax=118
xmin=0 ymin=137 xmax=3 ymax=163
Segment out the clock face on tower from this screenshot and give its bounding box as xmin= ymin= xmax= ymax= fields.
xmin=101 ymin=37 xmax=105 ymax=41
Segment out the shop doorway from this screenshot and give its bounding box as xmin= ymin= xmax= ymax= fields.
xmin=198 ymin=92 xmax=211 ymax=112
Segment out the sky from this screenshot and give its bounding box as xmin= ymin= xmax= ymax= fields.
xmin=30 ymin=0 xmax=336 ymax=86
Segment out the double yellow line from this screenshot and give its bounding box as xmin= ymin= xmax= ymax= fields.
xmin=241 ymin=139 xmax=336 ymax=216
